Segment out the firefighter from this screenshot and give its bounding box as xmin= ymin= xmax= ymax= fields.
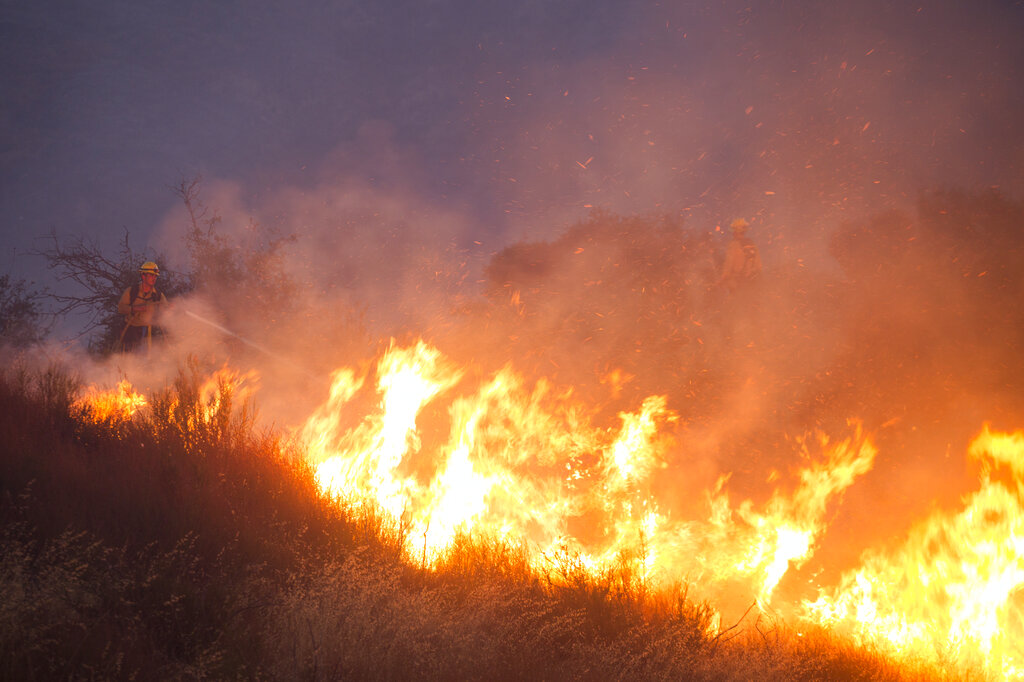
xmin=116 ymin=261 xmax=169 ymax=353
xmin=717 ymin=218 xmax=762 ymax=292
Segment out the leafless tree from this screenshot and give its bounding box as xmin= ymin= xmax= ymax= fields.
xmin=34 ymin=230 xmax=189 ymax=353
xmin=0 ymin=274 xmax=49 ymax=347
xmin=34 ymin=176 xmax=298 ymax=355
xmin=174 ymin=176 xmax=298 ymax=336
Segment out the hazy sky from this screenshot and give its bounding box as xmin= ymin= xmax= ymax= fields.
xmin=3 ymin=0 xmax=1022 ymax=298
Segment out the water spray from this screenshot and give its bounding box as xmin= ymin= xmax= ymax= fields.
xmin=184 ymin=309 xmax=319 ymax=379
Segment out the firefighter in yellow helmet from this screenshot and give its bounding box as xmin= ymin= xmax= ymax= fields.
xmin=717 ymin=218 xmax=762 ymax=293
xmin=116 ymin=261 xmax=169 ymax=352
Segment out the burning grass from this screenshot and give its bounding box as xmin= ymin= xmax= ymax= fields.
xmin=0 ymin=362 xmax=944 ymax=680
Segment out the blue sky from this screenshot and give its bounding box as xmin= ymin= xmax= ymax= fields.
xmin=3 ymin=0 xmax=1022 ymax=303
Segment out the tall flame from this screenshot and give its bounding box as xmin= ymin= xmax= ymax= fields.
xmin=301 ymin=340 xmax=874 ymax=606
xmin=803 ymin=425 xmax=1024 ymax=679
xmin=307 ymin=340 xmax=461 ymax=520
xmin=87 ymin=339 xmax=1024 ymax=679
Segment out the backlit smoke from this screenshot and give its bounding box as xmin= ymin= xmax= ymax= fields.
xmin=51 ymin=0 xmax=1024 ymax=677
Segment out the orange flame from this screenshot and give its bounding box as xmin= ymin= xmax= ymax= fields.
xmin=74 ymin=379 xmax=147 ymax=422
xmin=301 ymin=341 xmax=875 ymax=606
xmin=81 ymin=341 xmax=1024 ymax=678
xmin=731 ymin=425 xmax=877 ymax=606
xmin=803 ymin=425 xmax=1024 ymax=679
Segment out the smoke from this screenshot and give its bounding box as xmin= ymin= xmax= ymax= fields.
xmin=137 ymin=61 xmax=1023 ymax=561
xmin=16 ymin=0 xmax=1019 ymax=613
xmin=455 ymin=0 xmax=1024 ymax=258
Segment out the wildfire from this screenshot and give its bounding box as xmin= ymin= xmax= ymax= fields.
xmin=730 ymin=426 xmax=877 ymax=606
xmin=804 ymin=425 xmax=1024 ymax=679
xmin=300 ymin=341 xmax=875 ymax=607
xmin=74 ymin=379 xmax=147 ymax=422
xmin=79 ymin=340 xmax=1024 ymax=678
xmin=72 ymin=366 xmax=256 ymax=436
xmin=299 ymin=340 xmax=1024 ymax=677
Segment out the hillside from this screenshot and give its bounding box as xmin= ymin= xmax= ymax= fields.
xmin=0 ymin=363 xmax=920 ymax=681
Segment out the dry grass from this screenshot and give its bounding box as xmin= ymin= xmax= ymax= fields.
xmin=0 ymin=362 xmax=946 ymax=680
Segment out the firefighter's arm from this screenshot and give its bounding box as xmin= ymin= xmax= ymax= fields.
xmin=117 ymin=289 xmax=133 ymax=316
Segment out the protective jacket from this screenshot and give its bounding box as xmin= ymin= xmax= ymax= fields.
xmin=117 ymin=284 xmax=168 ymax=352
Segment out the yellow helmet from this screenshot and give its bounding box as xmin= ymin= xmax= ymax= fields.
xmin=730 ymin=218 xmax=749 ymax=232
xmin=139 ymin=261 xmax=160 ymax=276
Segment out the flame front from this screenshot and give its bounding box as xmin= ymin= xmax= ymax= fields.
xmin=804 ymin=425 xmax=1024 ymax=678
xmin=304 ymin=344 xmax=1024 ymax=677
xmin=85 ymin=339 xmax=1024 ymax=679
xmin=75 ymin=379 xmax=147 ymax=422
xmin=301 ymin=341 xmax=874 ymax=606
